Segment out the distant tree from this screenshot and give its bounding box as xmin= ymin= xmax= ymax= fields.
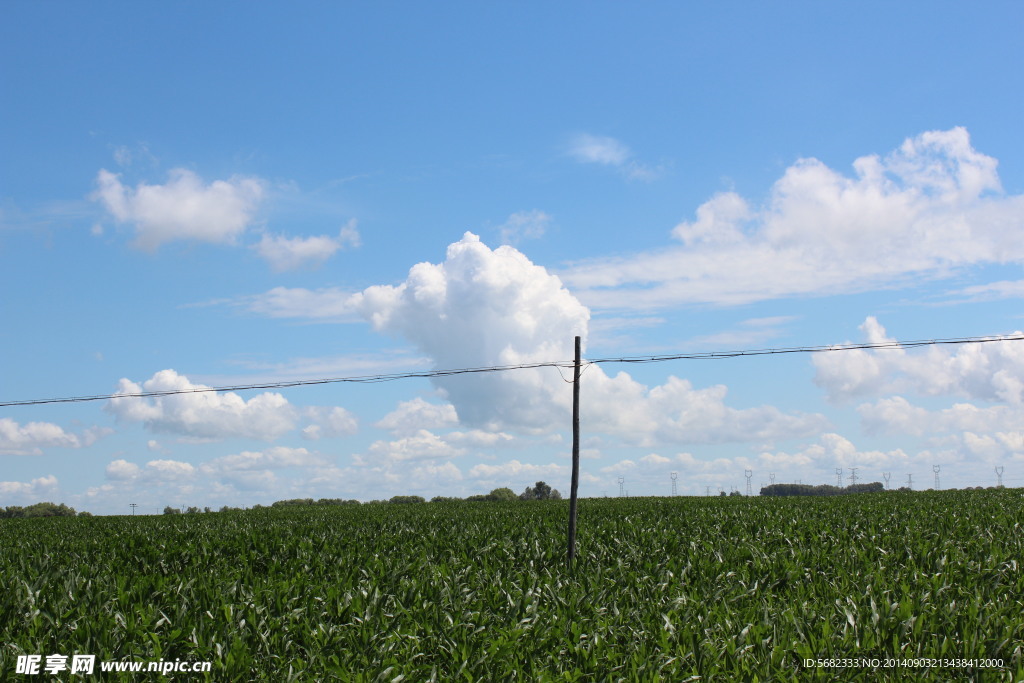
xmin=520 ymin=481 xmax=562 ymax=500
xmin=729 ymin=490 xmax=742 ymax=497
xmin=761 ymin=482 xmax=886 ymax=497
xmin=21 ymin=502 xmax=77 ymax=517
xmin=78 ymin=511 xmax=93 ymax=517
xmin=163 ymin=506 xmax=181 ymax=515
xmin=185 ymin=506 xmax=201 ymax=514
xmin=488 ymin=487 xmax=517 ymax=501
xmin=430 ymin=496 xmax=462 ymax=503
xmin=388 ymin=495 xmax=426 ymax=504
xmin=719 ymin=491 xmax=727 ymax=497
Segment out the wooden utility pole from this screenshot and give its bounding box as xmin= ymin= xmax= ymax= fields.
xmin=567 ymin=336 xmax=581 ymax=566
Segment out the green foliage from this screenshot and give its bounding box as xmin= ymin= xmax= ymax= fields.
xmin=2 ymin=490 xmax=1022 ymax=680
xmin=761 ymin=482 xmax=886 ymax=496
xmin=488 ymin=487 xmax=517 ymax=501
xmin=519 ymin=480 xmax=562 ymax=500
xmin=388 ymin=495 xmax=426 ymax=504
xmin=1 ymin=502 xmax=78 ymax=518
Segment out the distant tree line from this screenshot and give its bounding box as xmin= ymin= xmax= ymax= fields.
xmin=760 ymin=482 xmax=885 ymax=497
xmin=162 ymin=481 xmax=564 ymax=513
xmin=1 ymin=502 xmax=90 ymax=518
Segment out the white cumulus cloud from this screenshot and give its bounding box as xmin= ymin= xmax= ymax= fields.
xmin=105 ymin=459 xmax=141 ymax=480
xmin=0 ymin=474 xmax=59 ymax=499
xmin=814 ymin=317 xmax=1024 ymax=404
xmin=357 ymin=429 xmax=465 ymax=464
xmin=243 ymin=233 xmax=826 ymax=446
xmin=201 ymin=446 xmax=327 ymax=473
xmin=254 ymin=219 xmax=361 ymax=272
xmin=468 ymin=459 xmax=565 ymax=480
xmin=106 ymin=369 xmax=298 ymax=440
xmin=564 ymin=127 xmax=1024 ymax=309
xmin=302 ymin=407 xmax=359 ymax=440
xmin=94 ymin=168 xmax=265 ymax=251
xmin=0 ymin=418 xmax=108 ymax=455
xmin=374 ymin=398 xmax=458 ymax=436
xmin=760 ymin=433 xmax=909 ymax=469
xmin=353 ymin=232 xmax=589 ymax=432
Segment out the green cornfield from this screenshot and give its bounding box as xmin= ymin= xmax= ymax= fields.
xmin=2 ymin=490 xmax=1022 ymax=681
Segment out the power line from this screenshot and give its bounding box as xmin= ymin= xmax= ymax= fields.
xmin=2 ymin=333 xmax=1022 ymax=408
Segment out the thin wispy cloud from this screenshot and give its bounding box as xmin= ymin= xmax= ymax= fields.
xmin=254 ymin=219 xmax=361 ymax=272
xmin=497 ymin=210 xmax=551 ymax=245
xmin=567 ymin=133 xmax=661 ymax=181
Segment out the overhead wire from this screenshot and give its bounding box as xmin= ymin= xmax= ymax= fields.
xmin=2 ymin=333 xmax=1023 ymax=408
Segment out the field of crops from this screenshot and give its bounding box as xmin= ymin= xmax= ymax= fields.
xmin=2 ymin=490 xmax=1023 ymax=681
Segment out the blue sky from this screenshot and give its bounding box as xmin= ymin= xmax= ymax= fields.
xmin=2 ymin=3 xmax=1023 ymax=513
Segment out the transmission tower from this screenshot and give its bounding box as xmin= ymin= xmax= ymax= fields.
xmin=835 ymin=467 xmax=843 ymax=488
xmin=906 ymin=473 xmax=913 ymax=490
xmin=848 ymin=467 xmax=858 ymax=488
xmin=129 ymin=503 xmax=138 ymax=516
xmin=617 ymin=476 xmax=625 ymax=497
xmin=706 ymin=485 xmax=711 ymax=497
xmin=769 ymin=472 xmax=775 ymax=485
xmin=882 ymin=472 xmax=891 ymax=490
xmin=745 ymin=469 xmax=753 ymax=496
xmin=933 ymin=464 xmax=941 ymax=490
xmin=670 ymin=471 xmax=678 ymax=496
xmin=995 ymin=466 xmax=1004 ymax=487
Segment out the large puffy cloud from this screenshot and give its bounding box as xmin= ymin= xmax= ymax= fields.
xmin=564 ymin=128 xmax=1024 ymax=309
xmin=94 ymin=168 xmax=264 ymax=250
xmin=355 ymin=232 xmax=589 ymax=432
xmin=0 ymin=418 xmax=109 ymax=455
xmin=1 ymin=418 xmax=81 ymax=454
xmin=106 ymin=369 xmax=298 ymax=440
xmin=244 ymin=233 xmax=827 ymax=444
xmin=814 ymin=317 xmax=1024 ymax=403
